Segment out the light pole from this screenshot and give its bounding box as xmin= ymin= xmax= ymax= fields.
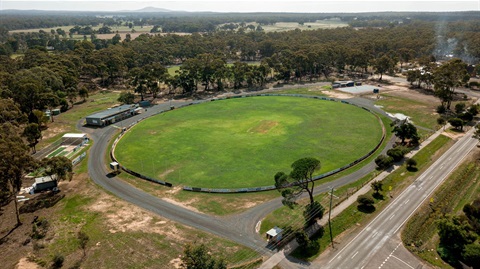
xmin=328 ymin=188 xmax=335 ymax=249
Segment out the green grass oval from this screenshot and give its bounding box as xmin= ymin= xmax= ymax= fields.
xmin=115 ymin=96 xmax=383 ymax=189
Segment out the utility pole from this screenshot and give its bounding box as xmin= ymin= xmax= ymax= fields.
xmin=328 ymin=188 xmax=334 ymax=249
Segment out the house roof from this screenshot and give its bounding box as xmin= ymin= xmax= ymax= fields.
xmin=266 ymin=226 xmax=283 ymax=237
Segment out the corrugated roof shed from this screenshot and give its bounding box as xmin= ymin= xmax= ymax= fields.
xmin=87 ymin=104 xmax=134 ymax=120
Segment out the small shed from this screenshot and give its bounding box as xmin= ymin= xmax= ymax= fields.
xmin=266 ymin=226 xmax=283 ymax=242
xmin=31 ymin=175 xmax=58 ymax=193
xmin=62 ymin=133 xmax=88 ymax=145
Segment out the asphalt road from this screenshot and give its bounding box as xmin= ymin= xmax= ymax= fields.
xmin=78 ymin=92 xmax=394 ymax=264
xmin=318 ymin=127 xmax=478 ymax=269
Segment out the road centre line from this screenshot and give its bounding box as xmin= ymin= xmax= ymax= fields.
xmin=404 ymin=199 xmax=409 ymax=204
xmin=351 ymin=251 xmax=359 ymax=259
xmin=388 ymin=214 xmax=395 ymax=220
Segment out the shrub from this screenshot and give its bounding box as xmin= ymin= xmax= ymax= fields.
xmin=449 ymin=118 xmax=464 ymax=131
xmin=386 ymin=146 xmax=409 ymax=162
xmin=437 ymin=105 xmax=446 ymax=114
xmin=357 ymin=194 xmax=375 ymax=213
xmin=357 ymin=195 xmax=375 ymax=207
xmin=437 ymin=117 xmax=446 ymax=126
xmin=406 ymin=158 xmax=417 ymax=169
xmin=455 ymin=102 xmax=466 ymax=114
xmin=460 ymin=112 xmax=473 ymax=122
xmin=468 ymin=104 xmax=479 ymax=116
xmin=375 ymin=154 xmax=394 ymax=170
xmin=51 ymin=254 xmax=64 ymax=269
xmin=462 ymin=243 xmax=480 ymax=267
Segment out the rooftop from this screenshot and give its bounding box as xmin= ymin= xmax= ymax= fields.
xmin=266 ymin=226 xmax=283 ymax=237
xmin=86 ymin=104 xmax=134 ymax=119
xmin=62 ymin=133 xmax=87 ymax=138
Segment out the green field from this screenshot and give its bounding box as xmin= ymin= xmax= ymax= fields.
xmin=115 ymin=96 xmax=383 ymax=188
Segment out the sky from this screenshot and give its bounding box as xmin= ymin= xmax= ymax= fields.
xmin=0 ymin=0 xmax=479 ymax=12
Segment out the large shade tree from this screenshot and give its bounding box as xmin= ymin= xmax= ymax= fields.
xmin=391 ymin=119 xmax=420 ymax=145
xmin=0 ymin=124 xmax=36 ymax=226
xmin=274 ymin=157 xmax=321 ymax=207
xmin=433 ymin=58 xmax=470 ymax=110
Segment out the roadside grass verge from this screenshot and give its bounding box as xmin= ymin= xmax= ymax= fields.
xmin=402 ymin=149 xmax=480 ymax=268
xmin=272 ymin=134 xmax=453 ymax=261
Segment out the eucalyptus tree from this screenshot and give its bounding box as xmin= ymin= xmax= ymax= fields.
xmin=433 ymin=58 xmax=470 ymax=110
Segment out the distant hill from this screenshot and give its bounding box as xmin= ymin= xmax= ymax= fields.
xmin=131 ymin=7 xmax=172 ymax=12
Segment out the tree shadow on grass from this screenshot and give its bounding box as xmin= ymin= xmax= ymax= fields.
xmin=372 ymin=192 xmax=384 ymax=200
xmin=406 ymin=166 xmax=418 ymax=172
xmin=357 ymin=205 xmax=376 ymax=214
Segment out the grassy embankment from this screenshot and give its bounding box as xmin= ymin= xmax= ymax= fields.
xmin=402 ymin=149 xmax=480 ymax=268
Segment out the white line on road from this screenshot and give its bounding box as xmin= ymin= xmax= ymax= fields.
xmin=391 ymin=255 xmax=415 ymax=269
xmin=404 ymin=199 xmax=409 ymax=204
xmin=388 ymin=214 xmax=395 ymax=220
xmin=379 ymin=243 xmax=402 ymax=269
xmin=371 ymin=232 xmax=378 ymax=238
xmin=351 ymin=251 xmax=359 ymax=259
xmin=255 ymin=221 xmax=261 ymax=233
xmin=393 ymin=135 xmax=478 ymax=235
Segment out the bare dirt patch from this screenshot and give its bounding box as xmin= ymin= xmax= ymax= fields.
xmin=158 ymin=169 xmax=175 ymax=179
xmin=161 ymin=197 xmax=202 ymax=214
xmin=15 ymin=258 xmax=40 ymax=269
xmin=169 ymin=257 xmax=182 ymax=269
xmin=322 ymin=90 xmax=353 ymax=99
xmin=248 ymin=120 xmax=279 ymax=134
xmin=382 ymin=87 xmax=439 ymax=104
xmin=442 ymin=130 xmax=467 ymax=140
xmin=40 ymin=125 xmax=68 ymax=141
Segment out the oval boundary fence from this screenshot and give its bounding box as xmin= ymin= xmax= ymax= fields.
xmin=110 ymin=94 xmax=386 ymax=193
